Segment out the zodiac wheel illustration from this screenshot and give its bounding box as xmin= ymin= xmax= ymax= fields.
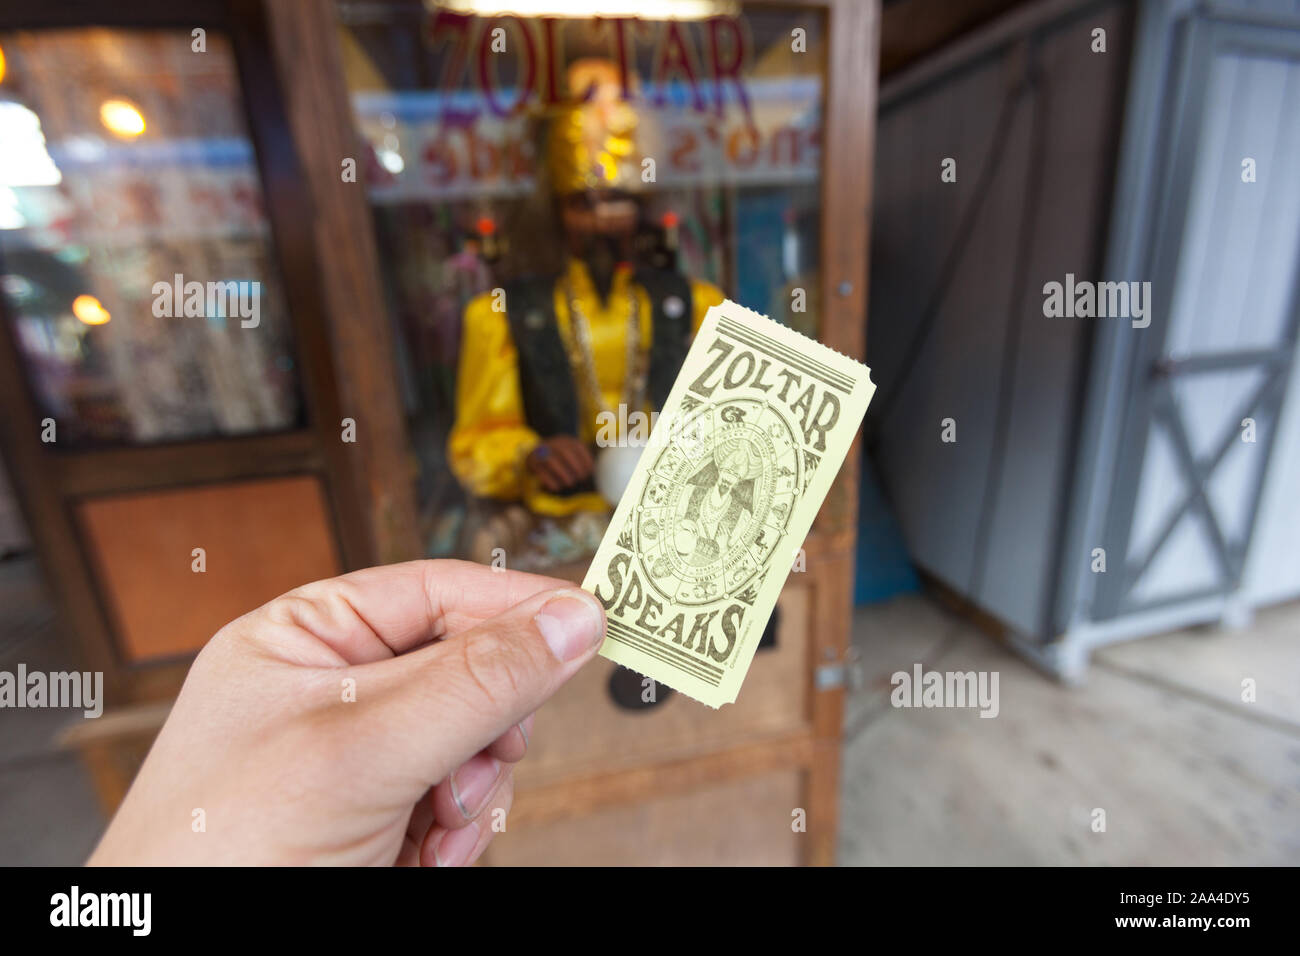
xmin=633 ymin=398 xmax=801 ymax=606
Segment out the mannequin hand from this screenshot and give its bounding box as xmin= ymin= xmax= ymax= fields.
xmin=526 ymin=435 xmax=595 ymax=492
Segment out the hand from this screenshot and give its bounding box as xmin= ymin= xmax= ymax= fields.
xmin=88 ymin=560 xmax=607 ymax=866
xmin=526 ymin=435 xmax=595 ymax=492
xmin=674 ymin=520 xmax=698 ymax=556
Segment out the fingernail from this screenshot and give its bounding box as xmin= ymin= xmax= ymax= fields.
xmin=450 ymin=757 xmax=500 ymax=819
xmin=435 ymin=821 xmax=480 ymax=867
xmin=535 ymin=591 xmax=604 ymax=662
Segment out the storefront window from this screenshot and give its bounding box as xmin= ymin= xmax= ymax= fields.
xmin=336 ymin=0 xmax=825 ymax=568
xmin=0 ymin=29 xmax=302 ymax=447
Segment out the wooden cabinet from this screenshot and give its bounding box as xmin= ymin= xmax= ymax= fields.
xmin=6 ymin=0 xmax=878 ymax=866
xmin=488 ymin=769 xmax=805 ymax=867
xmin=265 ymin=0 xmax=876 ymax=866
xmin=493 ymin=539 xmax=858 ymax=865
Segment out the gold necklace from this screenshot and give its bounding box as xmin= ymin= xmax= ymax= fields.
xmin=561 ymin=278 xmax=648 ymax=424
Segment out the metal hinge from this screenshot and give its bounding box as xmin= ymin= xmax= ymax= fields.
xmin=815 ymin=646 xmax=861 ymax=692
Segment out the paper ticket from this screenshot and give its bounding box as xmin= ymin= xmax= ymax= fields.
xmin=582 ymin=300 xmax=875 ymax=707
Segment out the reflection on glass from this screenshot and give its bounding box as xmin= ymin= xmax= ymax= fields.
xmin=336 ymin=1 xmax=824 ymax=567
xmin=0 ymin=29 xmax=302 ymax=447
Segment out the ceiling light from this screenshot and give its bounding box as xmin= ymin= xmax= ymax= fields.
xmin=99 ymin=98 xmax=146 ymax=138
xmin=0 ymin=102 xmax=62 ymax=187
xmin=430 ymin=1 xmax=735 ymax=18
xmin=72 ymin=294 xmax=111 ymax=326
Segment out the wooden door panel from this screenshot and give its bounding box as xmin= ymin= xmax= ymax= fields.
xmin=77 ymin=475 xmax=340 ymax=661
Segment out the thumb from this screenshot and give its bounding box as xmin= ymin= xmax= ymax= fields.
xmin=367 ymin=586 xmax=606 ymax=785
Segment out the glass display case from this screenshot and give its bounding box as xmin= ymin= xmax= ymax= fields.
xmin=0 ymin=6 xmax=366 ymax=698
xmin=335 ymin=0 xmax=828 ymax=571
xmin=0 ymin=28 xmax=301 ymax=447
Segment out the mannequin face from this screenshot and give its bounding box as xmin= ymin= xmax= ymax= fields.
xmin=561 ymin=189 xmax=638 ymax=255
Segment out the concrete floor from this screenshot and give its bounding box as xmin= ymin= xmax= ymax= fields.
xmin=839 ymin=594 xmax=1300 ymax=864
xmin=0 ymin=557 xmax=105 ymax=866
xmin=2 ymin=554 xmax=1297 ymax=865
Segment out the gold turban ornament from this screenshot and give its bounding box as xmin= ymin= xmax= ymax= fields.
xmin=545 ymin=58 xmax=646 ymax=195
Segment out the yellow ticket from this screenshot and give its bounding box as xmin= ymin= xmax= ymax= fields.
xmin=582 ymin=300 xmax=875 ymax=707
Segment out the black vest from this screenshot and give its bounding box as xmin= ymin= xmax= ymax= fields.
xmin=502 ymin=268 xmax=694 ymax=439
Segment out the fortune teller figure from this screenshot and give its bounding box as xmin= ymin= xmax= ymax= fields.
xmin=448 ymin=58 xmax=724 ymax=517
xmin=674 ymin=440 xmax=763 ymax=567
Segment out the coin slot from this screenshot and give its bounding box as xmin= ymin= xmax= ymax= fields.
xmin=607 ymin=665 xmax=674 ymax=711
xmin=757 ymin=605 xmax=780 ymax=652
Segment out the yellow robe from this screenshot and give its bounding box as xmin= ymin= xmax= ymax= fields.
xmin=449 ymin=258 xmax=723 ymax=516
